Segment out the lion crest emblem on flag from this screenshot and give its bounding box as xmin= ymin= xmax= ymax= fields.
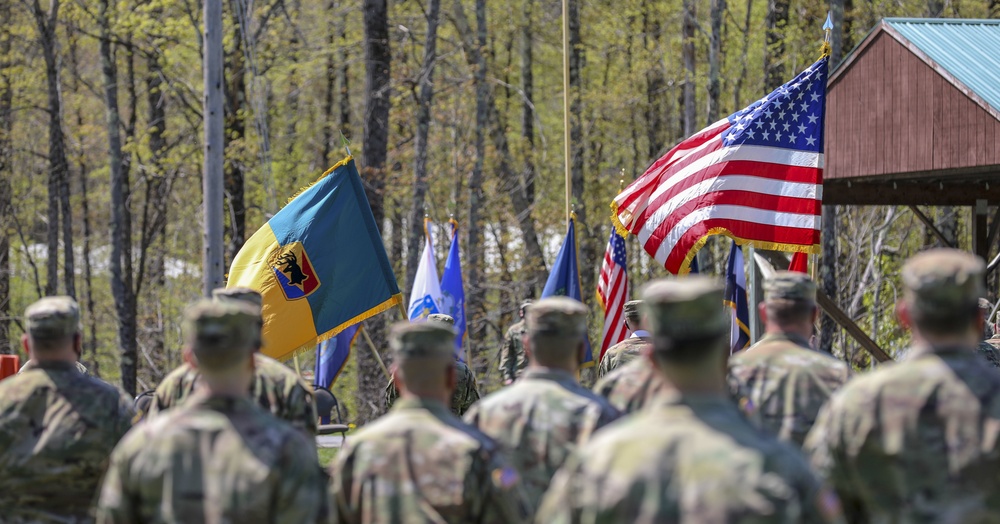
xmin=271 ymin=242 xmax=321 ymax=300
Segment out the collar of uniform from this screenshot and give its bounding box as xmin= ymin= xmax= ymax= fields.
xmin=756 ymin=332 xmax=812 ymax=350
xmin=184 ymin=389 xmax=258 ymax=413
xmin=630 ymin=330 xmax=651 ymax=339
xmin=906 ymin=343 xmax=977 ymax=359
xmin=519 ymin=367 xmax=577 ymax=384
xmin=648 ymin=390 xmax=736 ymax=412
xmin=32 ymin=360 xmax=80 ymax=372
xmin=392 ymin=397 xmax=452 ymax=417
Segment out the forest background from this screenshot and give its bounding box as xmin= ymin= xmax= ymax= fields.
xmin=1 ymin=0 xmax=997 ymax=423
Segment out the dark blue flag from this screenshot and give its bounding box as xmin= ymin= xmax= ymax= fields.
xmin=541 ymin=216 xmax=594 ymax=366
xmin=724 ymin=241 xmax=751 ymax=353
xmin=314 ymin=324 xmax=360 ymax=401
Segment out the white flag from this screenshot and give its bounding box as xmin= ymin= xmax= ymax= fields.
xmin=407 ymin=220 xmax=443 ymax=321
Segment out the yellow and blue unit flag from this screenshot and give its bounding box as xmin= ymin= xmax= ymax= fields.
xmin=228 ymin=156 xmax=403 ymax=361
xmin=541 ymin=216 xmax=594 ymax=367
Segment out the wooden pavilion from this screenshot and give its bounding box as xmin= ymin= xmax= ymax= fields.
xmin=823 ymin=18 xmax=1000 ymax=262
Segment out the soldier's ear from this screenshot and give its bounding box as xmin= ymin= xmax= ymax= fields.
xmin=21 ymin=334 xmax=30 ymax=358
xmin=896 ymin=300 xmax=912 ymax=331
xmin=758 ymin=303 xmax=768 ymax=326
xmin=182 ymin=346 xmax=196 ymax=367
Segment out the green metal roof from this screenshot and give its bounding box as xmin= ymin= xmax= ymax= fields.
xmin=883 ymin=18 xmax=1000 ymax=113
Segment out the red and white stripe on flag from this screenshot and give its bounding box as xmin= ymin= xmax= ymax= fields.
xmin=597 ymin=227 xmax=629 ymax=361
xmin=612 ymin=57 xmax=828 ymax=274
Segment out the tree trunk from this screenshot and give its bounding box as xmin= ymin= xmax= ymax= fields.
xmin=707 ymin=0 xmax=725 ymax=124
xmin=452 ymin=0 xmax=547 ymax=290
xmin=682 ymin=0 xmax=697 ymax=136
xmin=359 ymin=0 xmax=392 ymax=423
xmin=28 ymin=0 xmax=68 ymax=297
xmin=224 ymin=6 xmax=248 ymax=266
xmin=465 ymin=0 xmax=489 ymax=364
xmin=520 ymin=0 xmax=535 ymax=203
xmin=734 ymin=0 xmax=752 ymax=109
xmin=99 ymin=0 xmax=137 ymax=395
xmin=405 ymin=0 xmax=442 ymax=288
xmin=144 ymin=48 xmax=169 ymax=372
xmin=643 ymin=0 xmax=665 ymax=159
xmin=0 ymin=3 xmax=10 ymax=353
xmin=764 ymin=0 xmax=789 ymax=91
xmin=567 ymin=0 xmax=595 ymax=306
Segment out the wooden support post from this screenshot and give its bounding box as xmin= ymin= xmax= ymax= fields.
xmin=753 ymin=251 xmax=892 ymax=363
xmin=908 ymin=205 xmax=954 ymax=248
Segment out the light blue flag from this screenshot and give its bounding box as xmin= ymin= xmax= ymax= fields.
xmin=541 ymin=216 xmax=594 ymax=366
xmin=440 ymin=220 xmax=467 ymax=358
xmin=408 ymin=219 xmax=443 ymax=321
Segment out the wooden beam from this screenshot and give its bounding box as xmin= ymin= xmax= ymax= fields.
xmin=908 ymin=205 xmax=954 ymax=248
xmin=986 ymin=206 xmax=1000 ymax=255
xmin=753 ymin=251 xmax=893 ymax=363
xmin=973 ymin=200 xmax=990 ymax=262
xmin=824 ymin=178 xmax=1000 ymax=206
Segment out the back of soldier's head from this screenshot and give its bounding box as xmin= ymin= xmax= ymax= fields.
xmin=212 ymin=287 xmax=263 ymax=308
xmin=183 ymin=299 xmax=261 ymax=375
xmin=901 ymin=249 xmax=984 ymax=337
xmin=763 ymin=271 xmax=817 ymax=327
xmin=641 ymin=277 xmax=729 ymax=365
xmin=525 ymin=297 xmax=588 ymax=366
xmin=24 ymin=296 xmax=81 ymax=354
xmin=623 ymin=300 xmax=643 ymax=330
xmin=390 ymin=322 xmax=456 ymax=394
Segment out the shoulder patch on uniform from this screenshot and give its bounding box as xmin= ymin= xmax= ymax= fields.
xmin=492 ymin=466 xmax=520 ymax=490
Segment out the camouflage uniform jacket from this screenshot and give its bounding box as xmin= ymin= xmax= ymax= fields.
xmin=96 ymin=392 xmax=325 ymax=524
xmin=977 ymin=337 xmax=1000 ymax=368
xmin=536 ymin=392 xmax=838 ymax=523
xmin=147 ymin=353 xmax=317 ymax=435
xmin=728 ymin=333 xmax=850 ymax=447
xmin=329 ymin=397 xmax=532 ymax=523
xmin=464 ymin=368 xmax=621 ymax=509
xmin=384 ymin=358 xmax=481 ymax=415
xmin=597 ymin=336 xmax=648 ymax=378
xmin=0 ymin=360 xmax=134 ymax=523
xmin=804 ymin=345 xmax=1000 ymax=523
xmin=498 ymin=320 xmax=528 ymax=383
xmin=592 ymin=357 xmax=668 ymax=414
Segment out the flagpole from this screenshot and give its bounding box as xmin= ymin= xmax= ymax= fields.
xmin=562 ymin=0 xmax=571 ymax=222
xmin=359 ymin=325 xmax=391 ymax=380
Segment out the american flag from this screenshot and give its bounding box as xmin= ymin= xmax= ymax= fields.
xmin=597 ymin=227 xmax=629 ymax=360
xmin=612 ymin=56 xmax=828 ymax=274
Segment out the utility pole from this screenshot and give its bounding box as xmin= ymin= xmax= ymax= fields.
xmin=203 ymin=0 xmax=225 ymax=295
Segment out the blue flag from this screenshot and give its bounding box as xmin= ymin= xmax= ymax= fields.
xmin=724 ymin=241 xmax=751 ymax=353
xmin=541 ymin=217 xmax=594 ymax=366
xmin=408 ymin=219 xmax=444 ymax=321
xmin=314 ymin=324 xmax=359 ymax=394
xmin=440 ymin=220 xmax=467 ymax=358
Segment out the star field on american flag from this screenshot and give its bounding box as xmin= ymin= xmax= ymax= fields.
xmin=721 ymin=61 xmax=827 ymax=153
xmin=610 ymin=232 xmax=626 ymax=267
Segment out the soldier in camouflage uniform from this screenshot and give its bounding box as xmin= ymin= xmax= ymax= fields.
xmin=330 ymin=322 xmax=531 ymax=523
xmin=805 ymin=248 xmax=1000 ymax=522
xmin=593 ymin=344 xmax=668 ymax=414
xmin=0 ymin=296 xmax=134 ymax=523
xmin=96 ymin=300 xmax=325 ymax=523
xmin=498 ymin=300 xmax=532 ymax=384
xmin=465 ymin=297 xmax=620 ymax=509
xmin=538 ymin=277 xmax=841 ymax=523
xmin=597 ymin=300 xmax=649 ymax=377
xmin=976 ymin=298 xmax=1000 ymax=367
xmin=384 ymin=313 xmax=480 ymax=415
xmin=728 ymin=272 xmax=849 ymax=447
xmin=19 ymin=357 xmax=90 ymax=375
xmin=145 ymin=287 xmax=317 ymax=435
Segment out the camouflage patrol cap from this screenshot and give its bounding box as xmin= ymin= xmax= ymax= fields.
xmin=622 ymin=300 xmax=643 ymax=323
xmin=764 ymin=271 xmax=817 ymax=303
xmin=25 ymin=296 xmax=80 ymax=340
xmin=389 ymin=321 xmax=456 ymax=360
xmin=183 ymin=299 xmax=261 ymax=371
xmin=526 ymin=297 xmax=588 ymax=339
xmin=641 ymin=277 xmax=728 ymax=344
xmin=426 ymin=313 xmax=456 ymax=326
xmin=901 ymin=248 xmax=984 ymax=318
xmin=519 ymin=300 xmax=534 ymax=313
xmin=979 ymin=298 xmax=994 ymax=311
xmin=212 ymin=287 xmax=263 ymax=308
